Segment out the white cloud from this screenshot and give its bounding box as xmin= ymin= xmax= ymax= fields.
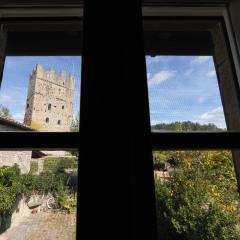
xmin=207 ymin=70 xmax=216 ymax=78
xmin=191 ymin=56 xmax=211 ymax=65
xmin=195 ymin=106 xmax=226 ymax=129
xmin=12 ymin=112 xmax=25 ymax=123
xmin=148 ymin=70 xmax=175 ymax=87
xmin=0 ymin=95 xmax=12 ymax=104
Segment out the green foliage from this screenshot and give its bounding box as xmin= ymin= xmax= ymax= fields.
xmin=153 ymin=151 xmax=175 ymax=165
xmin=155 ymin=151 xmax=240 ymax=240
xmin=152 ymin=121 xmax=223 ymax=131
xmin=56 ymin=180 xmax=69 ymax=209
xmin=0 ymin=157 xmax=77 ymax=214
xmin=0 ymin=104 xmax=10 ymax=117
xmin=71 ymin=112 xmax=80 ymax=132
xmin=43 ymin=157 xmax=78 ymax=173
xmin=30 ymin=161 xmax=38 ymax=174
xmin=21 ymin=170 xmax=69 ymax=196
xmin=56 ymin=181 xmax=77 ymax=211
xmin=67 ymin=194 xmax=77 ymax=209
xmin=0 ymin=164 xmax=24 ymax=213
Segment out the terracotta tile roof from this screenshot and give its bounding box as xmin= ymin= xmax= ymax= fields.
xmin=0 ymin=114 xmax=35 ymax=131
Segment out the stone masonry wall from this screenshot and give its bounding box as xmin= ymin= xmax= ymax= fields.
xmin=0 ymin=151 xmax=32 ymax=174
xmin=24 ymin=64 xmax=75 ymax=132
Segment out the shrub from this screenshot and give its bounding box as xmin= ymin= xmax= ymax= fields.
xmin=0 ymin=164 xmax=25 ymax=213
xmin=56 ymin=180 xmax=69 ymax=209
xmin=30 ymin=161 xmax=38 ymax=174
xmin=43 ymin=157 xmax=78 ymax=173
xmin=155 ymin=151 xmax=240 ymax=240
xmin=0 ymin=162 xmax=76 ymax=216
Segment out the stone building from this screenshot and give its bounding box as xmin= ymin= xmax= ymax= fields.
xmin=24 ymin=64 xmax=75 ymax=132
xmin=0 ymin=115 xmax=33 ymax=174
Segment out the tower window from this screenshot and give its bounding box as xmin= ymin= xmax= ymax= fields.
xmin=58 ymin=120 xmax=61 ymax=125
xmin=62 ymin=105 xmax=64 ymax=110
xmin=46 ymin=117 xmax=49 ymax=123
xmin=26 ymin=103 xmax=29 ymax=109
xmin=48 ymin=104 xmax=51 ymax=110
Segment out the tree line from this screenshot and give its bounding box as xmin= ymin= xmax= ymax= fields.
xmin=152 ymin=121 xmax=224 ymax=131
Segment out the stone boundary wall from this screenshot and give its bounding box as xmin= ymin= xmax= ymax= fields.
xmin=0 ymin=151 xmax=32 ymax=174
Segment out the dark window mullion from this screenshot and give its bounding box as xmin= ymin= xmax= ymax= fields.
xmin=0 ymin=132 xmax=79 ymax=150
xmin=151 ymin=132 xmax=240 ymax=150
xmin=0 ymin=24 xmax=7 ymax=86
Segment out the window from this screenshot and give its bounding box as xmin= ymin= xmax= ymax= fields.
xmin=153 ymin=149 xmax=239 ymax=239
xmin=0 ymin=20 xmax=81 ymax=132
xmin=0 ymin=149 xmax=79 ymax=238
xmin=62 ymin=105 xmax=64 ymax=110
xmin=147 ymin=56 xmax=227 ymax=131
xmin=0 ymin=17 xmax=82 ymax=239
xmin=1 ymin=3 xmax=240 ymax=240
xmin=144 ymin=17 xmax=240 ymax=239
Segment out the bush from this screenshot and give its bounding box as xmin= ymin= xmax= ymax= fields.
xmin=0 ymin=161 xmax=77 ymax=217
xmin=30 ymin=161 xmax=38 ymax=174
xmin=155 ymin=151 xmax=240 ymax=240
xmin=0 ymin=164 xmax=25 ymax=213
xmin=43 ymin=157 xmax=78 ymax=173
xmin=56 ymin=180 xmax=69 ymax=209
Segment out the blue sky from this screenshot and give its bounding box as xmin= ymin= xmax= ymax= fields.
xmin=0 ymin=55 xmax=226 ymax=129
xmin=146 ymin=56 xmax=226 ymax=129
xmin=0 ymin=56 xmax=81 ymax=123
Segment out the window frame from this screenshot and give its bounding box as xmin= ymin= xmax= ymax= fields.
xmin=0 ymin=4 xmax=240 ymax=240
xmin=143 ymin=7 xmax=240 ymax=239
xmin=0 ymin=16 xmax=82 ymax=151
xmin=144 ymin=16 xmax=240 ymax=149
xmin=143 ymin=7 xmax=240 ymax=195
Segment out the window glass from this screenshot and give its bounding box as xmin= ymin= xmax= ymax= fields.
xmin=0 ymin=149 xmax=78 ymax=239
xmin=0 ymin=56 xmax=81 ymax=132
xmin=153 ymin=150 xmax=239 ymax=239
xmin=146 ymin=56 xmax=227 ymax=131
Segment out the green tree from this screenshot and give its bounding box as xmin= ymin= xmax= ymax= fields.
xmin=0 ymin=104 xmax=10 ymax=117
xmin=71 ymin=112 xmax=79 ymax=132
xmin=155 ymin=151 xmax=240 ymax=240
xmin=152 ymin=121 xmax=222 ymax=131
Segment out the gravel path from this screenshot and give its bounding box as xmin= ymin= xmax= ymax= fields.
xmin=0 ymin=211 xmax=76 ymax=240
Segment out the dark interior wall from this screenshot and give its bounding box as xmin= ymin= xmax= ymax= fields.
xmin=229 ymin=0 xmax=240 ymax=58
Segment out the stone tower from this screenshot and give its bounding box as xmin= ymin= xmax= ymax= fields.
xmin=24 ymin=64 xmax=75 ymax=131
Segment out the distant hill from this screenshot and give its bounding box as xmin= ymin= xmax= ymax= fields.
xmin=151 ymin=121 xmax=224 ymax=131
